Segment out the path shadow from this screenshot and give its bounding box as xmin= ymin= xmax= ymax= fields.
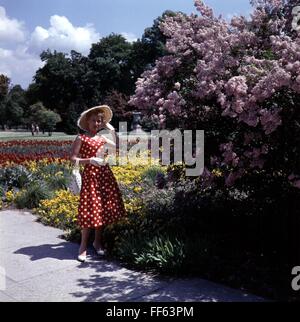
xmin=13 ymin=242 xmax=265 ymax=302
xmin=14 ymin=242 xmax=78 ymax=261
xmin=70 ymin=259 xmax=171 ymax=302
xmin=69 ymin=258 xmax=265 ymax=302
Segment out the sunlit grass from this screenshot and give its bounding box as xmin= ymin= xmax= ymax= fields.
xmin=0 ymin=131 xmax=76 ymax=141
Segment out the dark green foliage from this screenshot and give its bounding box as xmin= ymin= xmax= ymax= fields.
xmin=0 ymin=165 xmax=34 ymax=189
xmin=14 ymin=180 xmax=54 ymax=209
xmin=140 ymin=165 xmax=166 ymax=186
xmin=133 ymin=235 xmax=185 ymax=274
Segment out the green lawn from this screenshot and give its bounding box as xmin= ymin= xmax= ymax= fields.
xmin=0 ymin=131 xmax=76 ymax=141
xmin=0 ymin=130 xmax=152 ymax=142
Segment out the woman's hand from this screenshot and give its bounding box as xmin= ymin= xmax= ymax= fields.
xmin=90 ymin=157 xmax=105 ymax=167
xmin=105 ymin=123 xmax=115 ymax=131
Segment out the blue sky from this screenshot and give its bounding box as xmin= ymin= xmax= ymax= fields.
xmin=0 ymin=0 xmax=252 ymax=89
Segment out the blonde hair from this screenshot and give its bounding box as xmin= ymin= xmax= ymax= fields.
xmin=86 ymin=110 xmax=105 ymax=120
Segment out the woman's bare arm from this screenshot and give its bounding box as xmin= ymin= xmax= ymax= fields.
xmin=99 ymin=123 xmax=117 ymax=148
xmin=70 ymin=135 xmax=91 ymax=165
xmin=104 ymin=123 xmax=117 ymax=145
xmin=104 ymin=137 xmax=116 ymax=148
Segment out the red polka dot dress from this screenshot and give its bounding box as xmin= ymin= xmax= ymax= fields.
xmin=77 ymin=133 xmax=126 ymax=228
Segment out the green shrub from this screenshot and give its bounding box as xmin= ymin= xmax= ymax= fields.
xmin=114 ymin=232 xmax=147 ymax=263
xmin=142 ymin=187 xmax=176 ymax=233
xmin=166 ymin=164 xmax=186 ymax=183
xmin=140 ymin=165 xmax=166 ymax=185
xmin=36 ymin=162 xmax=71 ymax=177
xmin=45 ymin=172 xmax=71 ymax=190
xmin=182 ymin=233 xmax=219 ymax=276
xmin=114 ymin=232 xmax=185 ymax=274
xmin=62 ymin=227 xmax=81 ymax=243
xmin=14 ymin=181 xmax=54 ymax=209
xmin=0 ymin=165 xmax=34 ymax=189
xmin=134 ymin=235 xmax=185 ymax=274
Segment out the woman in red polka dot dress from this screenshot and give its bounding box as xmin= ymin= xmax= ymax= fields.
xmin=70 ymin=105 xmax=126 ymax=262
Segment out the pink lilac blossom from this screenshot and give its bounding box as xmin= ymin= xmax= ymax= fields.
xmin=220 ymin=142 xmax=240 ymax=167
xmin=288 ymin=173 xmax=300 ymax=189
xmin=250 ymin=0 xmax=284 ymax=9
xmin=225 ymin=169 xmax=245 ymax=187
xmin=243 ymin=145 xmax=269 ymax=169
xmin=259 ymin=108 xmax=282 ymax=134
xmin=293 ymin=180 xmax=300 ymax=189
xmin=174 ymin=82 xmax=181 ymax=90
xmin=162 ymin=91 xmax=184 ymax=116
xmin=194 ymin=0 xmax=214 ymax=19
xmin=230 ymin=16 xmax=248 ymax=31
xmin=129 ymin=0 xmax=299 ymax=188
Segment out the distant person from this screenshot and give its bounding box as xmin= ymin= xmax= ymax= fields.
xmin=31 ymin=124 xmax=35 ymax=136
xmin=35 ymin=125 xmax=39 ymax=135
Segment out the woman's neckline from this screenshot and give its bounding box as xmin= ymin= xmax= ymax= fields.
xmin=83 ymin=133 xmax=104 ymax=142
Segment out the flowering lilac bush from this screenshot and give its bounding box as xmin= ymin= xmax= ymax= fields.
xmin=129 ymin=0 xmax=300 ymax=190
xmin=127 ymin=0 xmax=300 ymax=299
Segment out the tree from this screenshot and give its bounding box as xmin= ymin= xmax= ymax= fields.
xmin=63 ymin=102 xmax=84 ymax=135
xmin=129 ymin=10 xmax=178 ymax=80
xmin=103 ymin=90 xmax=135 ymax=127
xmin=38 ymin=109 xmax=62 ymax=136
xmin=25 ymin=102 xmax=47 ymax=129
xmin=0 ymin=75 xmax=10 ymax=130
xmin=29 ymin=49 xmax=91 ymax=132
xmin=0 ymin=74 xmax=9 ymax=100
xmin=87 ymin=34 xmax=134 ymax=96
xmin=5 ymin=85 xmax=26 ymax=128
xmin=25 ymin=102 xmax=62 ymax=135
xmin=33 ymin=50 xmax=75 ymax=110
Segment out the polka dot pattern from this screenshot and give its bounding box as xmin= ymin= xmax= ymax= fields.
xmin=77 ymin=133 xmax=126 ymax=228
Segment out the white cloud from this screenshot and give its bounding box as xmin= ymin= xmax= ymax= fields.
xmin=121 ymin=32 xmax=138 ymax=43
xmin=0 ymin=10 xmax=102 ymax=88
xmin=0 ymin=46 xmax=43 ymax=88
xmin=0 ymin=6 xmax=38 ymax=89
xmin=0 ymin=48 xmax=13 ymax=76
xmin=29 ymin=15 xmax=100 ymax=55
xmin=0 ymin=9 xmax=138 ymax=89
xmin=0 ymin=6 xmax=26 ymax=45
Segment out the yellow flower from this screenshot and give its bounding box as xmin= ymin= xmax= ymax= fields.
xmin=124 ymin=197 xmax=143 ymax=214
xmin=133 ymin=186 xmax=142 ymax=193
xmin=212 ymin=168 xmax=223 ymax=177
xmin=34 ymin=189 xmax=80 ymax=228
xmin=5 ymin=190 xmax=14 ymax=203
xmin=23 ymin=160 xmax=38 ymax=172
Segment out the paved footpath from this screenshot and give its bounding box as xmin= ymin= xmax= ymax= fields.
xmin=0 ymin=210 xmax=266 ymax=302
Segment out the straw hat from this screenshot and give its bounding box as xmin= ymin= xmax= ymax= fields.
xmin=77 ymin=105 xmax=113 ymax=131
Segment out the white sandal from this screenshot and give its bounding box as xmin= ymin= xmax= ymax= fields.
xmin=77 ymin=250 xmax=87 ymax=262
xmin=93 ymin=243 xmax=106 ymax=256
xmin=77 ymin=254 xmax=87 ymax=262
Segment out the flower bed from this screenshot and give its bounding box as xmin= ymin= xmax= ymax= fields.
xmin=0 ymin=140 xmax=73 ymax=165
